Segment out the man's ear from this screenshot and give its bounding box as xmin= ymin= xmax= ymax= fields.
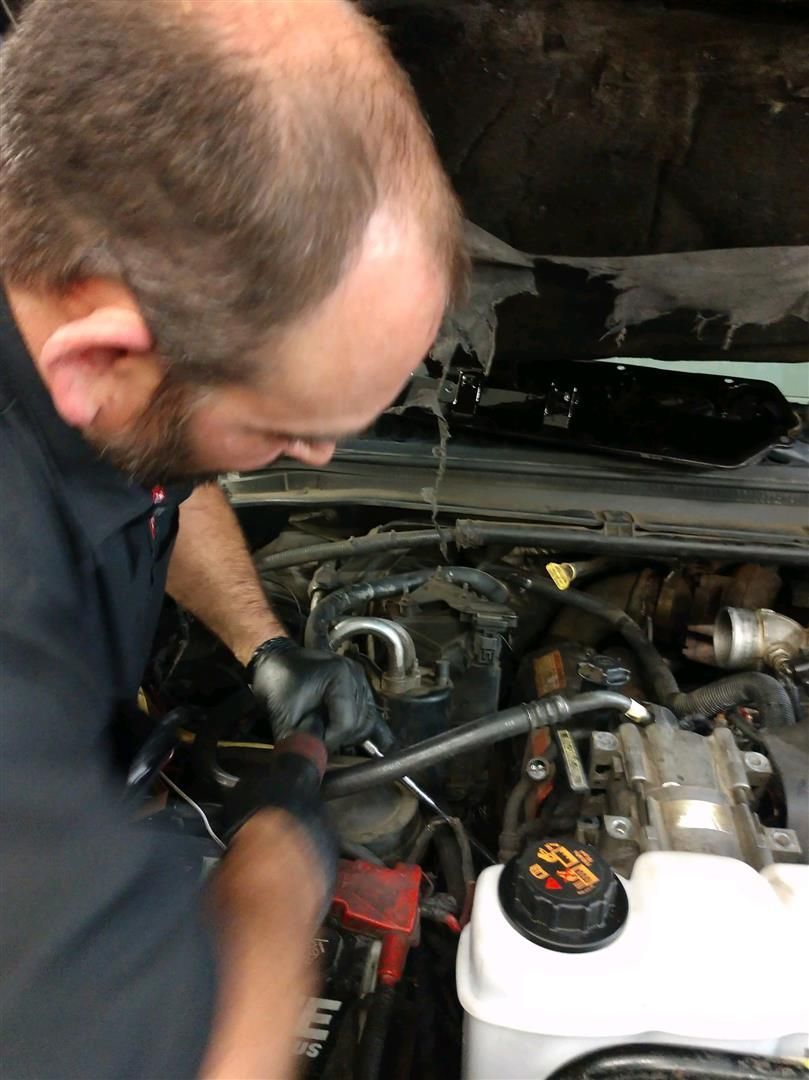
xmin=39 ymin=306 xmax=157 ymax=429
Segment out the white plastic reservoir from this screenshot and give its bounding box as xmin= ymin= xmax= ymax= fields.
xmin=457 ymin=851 xmax=809 ymax=1079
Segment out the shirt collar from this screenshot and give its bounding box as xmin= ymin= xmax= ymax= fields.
xmin=0 ymin=285 xmax=158 ymax=547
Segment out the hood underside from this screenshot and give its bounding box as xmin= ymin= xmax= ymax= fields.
xmin=437 ymin=224 xmax=809 ymax=371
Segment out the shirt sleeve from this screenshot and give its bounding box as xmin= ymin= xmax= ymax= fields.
xmin=1 ymin=434 xmax=217 ymax=1078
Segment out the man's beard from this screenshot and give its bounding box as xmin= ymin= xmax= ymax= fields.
xmin=89 ymin=376 xmax=220 ymax=486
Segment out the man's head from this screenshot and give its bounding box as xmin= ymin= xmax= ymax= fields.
xmin=0 ymin=0 xmax=467 ymax=482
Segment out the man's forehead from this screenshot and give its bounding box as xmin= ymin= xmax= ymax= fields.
xmin=228 ymin=212 xmax=448 ymax=435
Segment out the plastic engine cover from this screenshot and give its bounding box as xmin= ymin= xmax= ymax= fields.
xmin=456 ymin=851 xmax=809 ymax=1079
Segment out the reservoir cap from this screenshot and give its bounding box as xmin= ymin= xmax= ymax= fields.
xmin=498 ymin=838 xmax=628 ymax=953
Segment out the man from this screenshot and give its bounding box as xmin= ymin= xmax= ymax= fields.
xmin=0 ymin=1 xmax=466 ymax=1076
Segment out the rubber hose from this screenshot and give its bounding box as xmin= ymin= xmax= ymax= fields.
xmin=778 ymin=673 xmax=803 ymax=725
xmin=455 ymin=520 xmax=809 ymax=567
xmin=671 ymin=672 xmax=795 ymax=728
xmin=255 ymin=522 xmax=809 ymax=574
xmin=512 ymin=572 xmax=797 ymax=729
xmin=433 ymin=827 xmax=466 ymax=919
xmin=306 ymin=566 xmax=508 ymax=649
xmin=444 ymin=566 xmax=509 ymax=602
xmin=510 ymin=572 xmax=679 ymax=702
xmin=356 ymin=984 xmax=397 ymax=1080
xmin=446 ymin=816 xmax=476 ymax=925
xmin=339 ymin=840 xmax=385 ymax=866
xmin=322 ymin=692 xmax=637 ymax=799
xmin=405 ymin=820 xmax=439 ymax=865
xmin=498 ymin=776 xmax=534 ymax=863
xmin=447 ymin=816 xmax=475 ymax=889
xmin=256 ymin=528 xmax=453 ymax=573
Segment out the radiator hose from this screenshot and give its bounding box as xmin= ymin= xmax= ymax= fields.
xmin=323 ymin=692 xmax=648 ymax=799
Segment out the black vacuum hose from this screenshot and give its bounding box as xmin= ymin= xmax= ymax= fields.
xmin=305 ymin=566 xmax=508 ymax=649
xmin=323 ymin=692 xmax=643 ymax=799
xmin=257 ymin=528 xmax=453 ymax=573
xmin=671 ymin=672 xmax=795 ymax=728
xmin=778 ymin=673 xmax=803 ymax=724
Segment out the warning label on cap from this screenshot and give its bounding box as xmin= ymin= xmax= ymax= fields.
xmin=529 ymin=842 xmax=601 ymax=897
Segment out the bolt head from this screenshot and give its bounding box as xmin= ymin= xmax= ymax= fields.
xmin=605 ymin=816 xmax=633 ymax=839
xmin=744 ymin=752 xmax=770 ymax=773
xmin=525 ymin=757 xmax=549 ymax=782
xmin=593 ymin=732 xmax=619 ymax=751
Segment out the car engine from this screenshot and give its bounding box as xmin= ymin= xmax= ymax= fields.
xmin=141 ymin=513 xmax=809 ymax=1080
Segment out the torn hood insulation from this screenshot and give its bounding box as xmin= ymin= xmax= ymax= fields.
xmin=393 ymin=225 xmax=808 ymax=474
xmin=433 ymin=223 xmax=809 ymax=372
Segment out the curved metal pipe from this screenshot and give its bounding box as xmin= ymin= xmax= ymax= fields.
xmin=329 ymin=617 xmax=418 ymax=680
xmin=714 ymin=607 xmax=807 ymax=671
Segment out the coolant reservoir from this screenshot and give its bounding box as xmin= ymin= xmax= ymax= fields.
xmin=457 ymin=843 xmax=809 ymax=1079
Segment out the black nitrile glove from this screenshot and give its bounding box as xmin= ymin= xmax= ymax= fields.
xmin=247 ymin=637 xmax=375 ymax=751
xmin=220 ymin=734 xmax=338 ymax=906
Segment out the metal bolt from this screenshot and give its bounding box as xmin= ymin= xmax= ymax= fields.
xmin=605 ymin=815 xmax=633 ymax=839
xmin=592 ymin=731 xmax=619 ymax=752
xmin=525 ymin=757 xmax=549 ymax=782
xmin=744 ymin=752 xmax=770 ymax=773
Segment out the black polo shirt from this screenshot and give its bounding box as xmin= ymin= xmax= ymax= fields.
xmin=0 ymin=289 xmax=216 ymax=1078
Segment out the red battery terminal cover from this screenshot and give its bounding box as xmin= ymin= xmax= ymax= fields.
xmin=330 ymin=861 xmax=422 ymax=986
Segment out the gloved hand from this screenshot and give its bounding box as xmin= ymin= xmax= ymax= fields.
xmin=220 ymin=733 xmax=338 ymax=911
xmin=247 ymin=637 xmax=375 ymax=751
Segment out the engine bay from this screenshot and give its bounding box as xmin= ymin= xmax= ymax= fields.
xmin=138 ymin=510 xmax=809 ymax=1079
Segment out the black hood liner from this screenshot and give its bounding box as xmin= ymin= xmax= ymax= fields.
xmin=433 ymin=224 xmax=809 ymax=370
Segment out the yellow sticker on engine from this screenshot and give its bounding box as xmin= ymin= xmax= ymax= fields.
xmin=533 ymin=650 xmax=566 ymax=695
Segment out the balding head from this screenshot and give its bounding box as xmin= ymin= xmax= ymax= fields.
xmin=1 ymin=0 xmax=466 ymax=482
xmin=1 ymin=0 xmax=466 ymax=383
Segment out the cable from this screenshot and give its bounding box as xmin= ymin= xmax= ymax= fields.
xmin=159 ymin=771 xmax=226 ymax=851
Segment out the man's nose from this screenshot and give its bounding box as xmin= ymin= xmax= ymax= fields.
xmin=286 ymin=439 xmax=337 ymax=467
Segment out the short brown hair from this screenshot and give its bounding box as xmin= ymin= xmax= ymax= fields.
xmin=0 ymin=0 xmax=466 ymax=383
